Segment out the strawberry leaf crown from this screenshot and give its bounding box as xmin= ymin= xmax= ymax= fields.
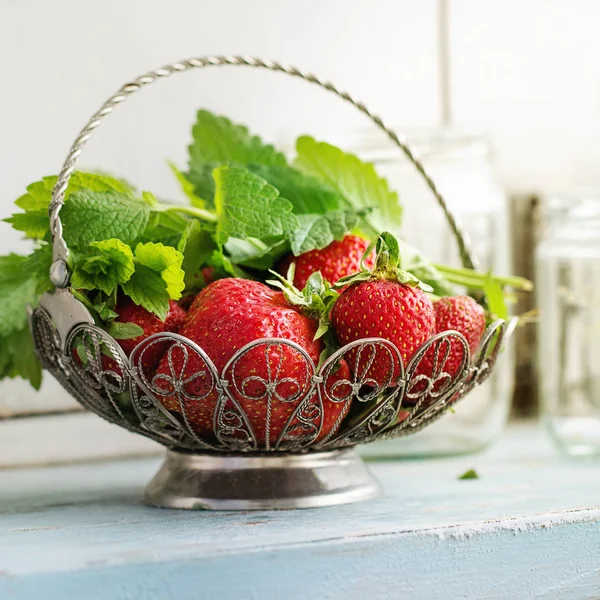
xmin=334 ymin=232 xmax=434 ymax=293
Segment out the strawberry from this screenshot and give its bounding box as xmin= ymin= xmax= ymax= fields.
xmin=154 ymin=278 xmax=350 ymax=447
xmin=407 ymin=296 xmax=485 ymax=407
xmin=71 ymin=298 xmax=186 ymax=378
xmin=434 ymin=295 xmax=486 ymax=366
xmin=115 ymin=298 xmax=187 ymax=369
xmin=278 ymin=235 xmax=375 ymax=290
xmin=331 ymin=233 xmax=435 ymax=384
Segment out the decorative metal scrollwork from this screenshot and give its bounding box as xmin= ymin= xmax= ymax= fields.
xmin=31 ymin=305 xmax=511 ymax=454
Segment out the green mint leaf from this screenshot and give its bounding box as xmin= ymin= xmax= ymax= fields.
xmin=10 ymin=328 xmax=42 ymax=390
xmin=224 ymin=237 xmax=289 ymax=270
xmin=484 ymin=273 xmax=509 ymax=320
xmin=458 ymin=468 xmax=479 ymax=480
xmin=121 ymin=265 xmax=170 ymax=320
xmin=14 ymin=172 xmax=134 ymax=212
xmin=0 ymin=327 xmax=43 ymax=390
xmin=108 ymin=321 xmax=144 ymax=340
xmin=3 ymin=211 xmax=49 ymax=240
xmin=189 ymin=109 xmax=287 ymax=168
xmin=186 ymin=163 xmax=218 ymax=209
xmin=69 ymin=288 xmax=120 ymax=322
xmin=210 ymin=248 xmax=250 ymax=279
xmin=187 ymin=110 xmax=286 ymax=208
xmin=213 ymin=165 xmax=298 ymax=245
xmin=71 ymin=239 xmax=135 ymax=296
xmin=294 ymin=136 xmax=402 ymax=233
xmin=6 ymin=172 xmax=136 ymax=241
xmin=177 ymin=220 xmax=216 ymax=289
xmin=133 ymin=242 xmax=185 ymax=300
xmin=169 ymin=162 xmax=207 ymax=209
xmin=120 ymin=242 xmax=185 ymax=319
xmin=248 ymin=164 xmax=346 ymax=215
xmin=0 ymin=254 xmax=38 ymax=336
xmin=290 ymin=209 xmax=365 ymax=255
xmin=140 ymin=191 xmax=159 ymax=206
xmin=24 ymin=244 xmax=54 ymax=295
xmin=61 ymin=190 xmax=150 ymax=247
xmin=141 ymin=210 xmax=189 ymax=246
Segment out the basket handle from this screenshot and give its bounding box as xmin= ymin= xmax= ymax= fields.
xmin=48 ymin=55 xmax=476 ymax=288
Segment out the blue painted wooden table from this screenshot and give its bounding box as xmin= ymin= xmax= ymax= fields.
xmin=0 ymin=423 xmax=599 ymax=600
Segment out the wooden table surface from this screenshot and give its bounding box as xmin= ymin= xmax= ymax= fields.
xmin=0 ymin=422 xmax=599 ymax=600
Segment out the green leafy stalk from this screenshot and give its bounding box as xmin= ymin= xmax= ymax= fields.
xmin=433 ymin=263 xmax=533 ymax=291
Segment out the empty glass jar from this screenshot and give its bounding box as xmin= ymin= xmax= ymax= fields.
xmin=537 ymin=192 xmax=600 ymax=458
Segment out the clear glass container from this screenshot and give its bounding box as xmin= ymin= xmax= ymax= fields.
xmin=346 ymin=129 xmax=514 ymax=457
xmin=537 ymin=193 xmax=600 ymax=458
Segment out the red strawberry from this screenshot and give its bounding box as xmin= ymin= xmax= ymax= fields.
xmin=71 ymin=298 xmax=186 ymax=376
xmin=154 ymin=278 xmax=350 ymax=447
xmin=278 ymin=235 xmax=375 ymax=290
xmin=115 ymin=298 xmax=187 ymax=366
xmin=434 ymin=295 xmax=485 ymax=368
xmin=330 ymin=232 xmax=436 ymax=387
xmin=333 ymin=280 xmax=435 ymax=382
xmin=435 ymin=296 xmax=486 ymax=352
xmin=408 ymin=296 xmax=485 ymax=407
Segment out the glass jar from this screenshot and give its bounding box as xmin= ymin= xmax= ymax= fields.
xmin=347 ymin=129 xmax=514 ymax=457
xmin=536 ymin=192 xmax=600 ymax=458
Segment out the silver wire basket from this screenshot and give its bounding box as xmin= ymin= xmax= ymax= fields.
xmin=31 ymin=56 xmax=512 ymax=510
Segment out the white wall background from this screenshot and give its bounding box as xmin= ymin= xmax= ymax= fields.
xmin=0 ymin=0 xmax=599 ymax=415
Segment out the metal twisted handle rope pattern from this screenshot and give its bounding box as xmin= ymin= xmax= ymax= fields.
xmin=48 ymin=54 xmax=476 ymax=287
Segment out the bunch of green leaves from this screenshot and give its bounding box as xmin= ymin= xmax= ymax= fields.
xmin=179 ymin=110 xmax=404 ymax=267
xmin=4 ymin=174 xmax=190 ymax=321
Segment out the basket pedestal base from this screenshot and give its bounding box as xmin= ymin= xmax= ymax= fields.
xmin=144 ymin=449 xmax=381 ymax=510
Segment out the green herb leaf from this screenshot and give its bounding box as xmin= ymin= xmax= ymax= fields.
xmin=71 ymin=239 xmax=135 ymax=296
xmin=133 ymin=242 xmax=185 ymax=300
xmin=141 ymin=210 xmax=189 ymax=247
xmin=121 ymin=266 xmax=170 ymax=320
xmin=294 ymin=136 xmax=401 ymax=233
xmin=484 ymin=272 xmax=509 ymax=319
xmin=177 ymin=220 xmax=216 ymax=289
xmin=213 ymin=165 xmax=298 ymax=245
xmin=3 ymin=211 xmax=50 ymax=240
xmin=24 ymin=244 xmax=54 ymax=295
xmin=224 ymin=237 xmax=288 ymax=270
xmin=189 ymin=109 xmax=287 ymax=169
xmin=248 ymin=164 xmax=346 ymax=215
xmin=290 ymin=209 xmax=367 ymax=256
xmin=121 ymin=242 xmax=185 ymax=319
xmin=107 ymin=321 xmax=144 ymax=340
xmin=6 ymin=172 xmax=137 ymax=241
xmin=0 ymin=327 xmax=43 ymax=390
xmin=458 ymin=468 xmax=479 ymax=480
xmin=185 ymin=163 xmax=218 ymax=208
xmin=14 ymin=172 xmax=134 ymax=212
xmin=0 ymin=255 xmax=38 ymax=336
xmin=61 ymin=190 xmax=150 ymax=247
xmin=169 ymin=162 xmax=207 ymax=208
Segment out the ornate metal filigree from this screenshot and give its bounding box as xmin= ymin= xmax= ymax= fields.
xmin=30 ymin=301 xmax=512 ymax=454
